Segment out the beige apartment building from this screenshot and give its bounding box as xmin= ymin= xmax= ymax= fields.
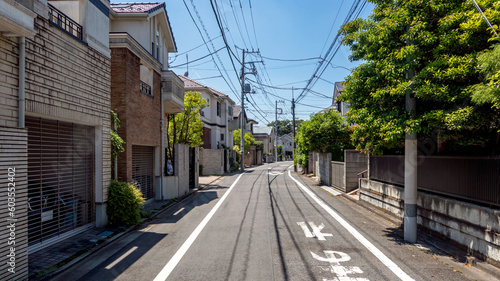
xmin=0 ymin=0 xmax=112 ymax=279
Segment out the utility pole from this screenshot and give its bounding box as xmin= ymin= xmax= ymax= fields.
xmin=240 ymin=49 xmax=246 ymax=172
xmin=239 ymin=49 xmax=262 ymax=171
xmin=404 ymin=26 xmax=417 ymax=243
xmin=275 ymin=100 xmax=278 ymax=162
xmin=292 ymin=87 xmax=297 ymax=172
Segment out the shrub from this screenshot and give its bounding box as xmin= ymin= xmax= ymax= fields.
xmin=107 ymin=180 xmax=145 ymax=226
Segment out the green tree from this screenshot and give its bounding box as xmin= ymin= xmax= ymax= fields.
xmin=167 ymin=91 xmax=207 ymax=157
xmin=111 ymin=110 xmax=124 ymax=178
xmin=340 ymin=0 xmax=500 ymax=155
xmin=277 ymin=144 xmax=283 ymax=156
xmin=471 ymin=30 xmax=500 ymax=108
xmin=296 ymin=110 xmax=352 ymax=161
xmin=233 ymin=129 xmax=256 ymax=156
xmin=268 ymin=119 xmax=304 ymax=136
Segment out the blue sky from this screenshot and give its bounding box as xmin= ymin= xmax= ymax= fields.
xmin=111 ymin=0 xmax=373 ymax=124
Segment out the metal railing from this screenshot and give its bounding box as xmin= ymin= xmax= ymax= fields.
xmin=370 ymin=155 xmax=500 ymax=207
xmin=140 ymin=80 xmax=152 ymax=96
xmin=48 ymin=4 xmax=82 ymax=41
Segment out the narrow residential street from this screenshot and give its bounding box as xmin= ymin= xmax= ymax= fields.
xmin=53 ymin=162 xmax=493 ymax=281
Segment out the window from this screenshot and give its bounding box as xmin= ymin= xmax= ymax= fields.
xmin=217 ymin=101 xmax=221 ymax=117
xmin=221 ymin=133 xmax=224 ymax=141
xmin=206 ymin=98 xmax=210 ymax=105
xmin=152 ymin=42 xmax=155 ymax=58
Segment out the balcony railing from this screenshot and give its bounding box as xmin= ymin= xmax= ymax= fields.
xmin=48 ymin=4 xmax=82 ymax=41
xmin=140 ymin=80 xmax=152 ymax=96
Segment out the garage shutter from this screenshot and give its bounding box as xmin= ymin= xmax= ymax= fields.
xmin=132 ymin=145 xmax=154 ymax=199
xmin=26 ymin=117 xmax=95 ymax=247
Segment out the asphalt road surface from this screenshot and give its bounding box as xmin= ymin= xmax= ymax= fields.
xmin=54 ymin=161 xmax=496 ymax=281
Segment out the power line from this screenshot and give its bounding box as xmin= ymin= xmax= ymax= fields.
xmin=261 ymin=56 xmax=322 ymax=62
xmin=170 ymin=47 xmax=226 ymax=68
xmin=182 ymin=0 xmax=240 ymax=103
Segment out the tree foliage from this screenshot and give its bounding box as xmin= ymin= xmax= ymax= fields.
xmin=167 ymin=91 xmax=207 ymax=157
xmin=339 ymin=0 xmax=500 ymax=155
xmin=233 ymin=129 xmax=256 ymax=155
xmin=471 ymin=27 xmax=500 ymax=109
xmin=296 ymin=110 xmax=352 ymax=161
xmin=107 ymin=180 xmax=144 ymax=226
xmin=268 ymin=119 xmax=304 ymax=136
xmin=110 ymin=110 xmax=125 ymax=159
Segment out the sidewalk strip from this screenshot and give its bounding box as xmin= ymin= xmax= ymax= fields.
xmin=153 ymin=172 xmax=246 ymax=281
xmin=288 ymin=170 xmax=415 ymax=281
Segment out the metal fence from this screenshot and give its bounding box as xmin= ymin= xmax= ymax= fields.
xmin=370 ymin=155 xmax=500 ymax=207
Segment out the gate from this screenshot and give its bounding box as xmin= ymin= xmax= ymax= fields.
xmin=224 ymin=149 xmax=228 ymax=172
xmin=132 ymin=145 xmax=154 ymax=199
xmin=189 ymin=147 xmax=195 ymax=188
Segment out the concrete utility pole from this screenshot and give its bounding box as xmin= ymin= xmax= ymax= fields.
xmin=292 ymin=87 xmax=297 ymax=172
xmin=275 ymin=100 xmax=278 ymax=161
xmin=239 ymin=49 xmax=262 ymax=171
xmin=404 ymin=28 xmax=417 ymax=243
xmin=240 ymin=49 xmax=246 ymax=172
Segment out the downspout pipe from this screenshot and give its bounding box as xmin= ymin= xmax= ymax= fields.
xmin=160 ymin=86 xmax=164 ymax=200
xmin=18 ymin=36 xmax=26 ymax=128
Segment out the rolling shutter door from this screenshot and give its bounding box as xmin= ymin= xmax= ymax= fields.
xmin=26 ymin=117 xmax=95 ymax=247
xmin=132 ymin=145 xmax=154 ymax=199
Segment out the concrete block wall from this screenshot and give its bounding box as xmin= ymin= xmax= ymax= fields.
xmin=175 ymin=143 xmax=189 ymax=196
xmin=344 ymin=150 xmax=368 ymax=192
xmin=317 ymin=152 xmax=332 ymax=186
xmin=200 ymin=148 xmax=224 ymax=175
xmin=308 ymin=152 xmax=314 ymax=174
xmin=360 ymin=178 xmax=500 ymax=266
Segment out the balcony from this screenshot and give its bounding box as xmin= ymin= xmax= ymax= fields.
xmin=48 ymin=4 xmax=83 ymax=41
xmin=140 ymin=80 xmax=152 ymax=97
xmin=0 ymin=0 xmax=36 ymax=37
xmin=162 ymin=70 xmax=184 ymax=114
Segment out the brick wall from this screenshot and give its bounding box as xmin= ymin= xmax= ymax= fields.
xmin=111 ymin=47 xmax=161 ymax=182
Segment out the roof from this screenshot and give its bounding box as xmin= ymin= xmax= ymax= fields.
xmin=110 ymin=2 xmax=165 ymax=14
xmin=179 ymin=75 xmax=228 ymax=99
xmin=279 ymin=133 xmax=293 ymax=141
xmin=233 ymin=105 xmax=242 ymax=118
xmin=111 ymin=2 xmax=178 ymax=52
xmin=334 ymin=82 xmax=345 ymax=93
xmin=253 ymin=126 xmax=273 ymax=136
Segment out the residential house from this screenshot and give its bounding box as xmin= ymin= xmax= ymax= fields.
xmin=333 ymin=82 xmax=348 ymax=117
xmin=253 ymin=126 xmax=275 ymax=161
xmin=232 ymin=105 xmax=258 ymax=133
xmin=179 ymin=75 xmax=235 ymax=150
xmin=0 ymin=0 xmax=111 ymax=278
xmin=109 ymin=2 xmax=184 ymax=202
xmin=277 ymin=133 xmax=294 ymax=158
xmin=179 ymin=75 xmax=236 ymax=174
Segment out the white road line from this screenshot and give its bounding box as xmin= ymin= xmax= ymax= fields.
xmin=153 ymin=172 xmax=246 ymax=281
xmin=105 ymin=246 xmax=138 ymax=270
xmin=288 ymin=170 xmax=415 ymax=281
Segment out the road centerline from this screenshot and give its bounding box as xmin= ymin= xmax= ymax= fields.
xmin=287 ymin=170 xmax=415 ymax=281
xmin=153 ymin=172 xmax=246 ymax=281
